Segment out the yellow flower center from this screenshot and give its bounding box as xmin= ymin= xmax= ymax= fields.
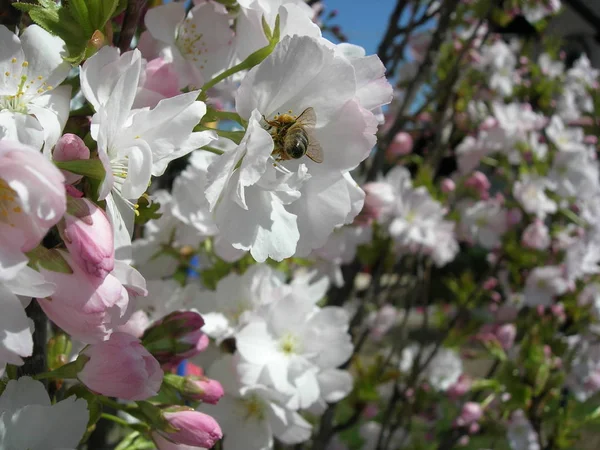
xmin=0 ymin=178 xmax=22 ymax=226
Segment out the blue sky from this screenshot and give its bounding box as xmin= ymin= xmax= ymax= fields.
xmin=321 ymin=0 xmax=397 ymax=54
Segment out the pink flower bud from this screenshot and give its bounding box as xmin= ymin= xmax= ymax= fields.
xmin=387 ymin=131 xmax=413 ymax=157
xmin=456 ymin=402 xmax=483 ymax=427
xmin=483 ymin=277 xmax=498 ymax=290
xmin=143 ymin=311 xmax=209 ymax=366
xmin=53 ymin=134 xmax=90 ymax=184
xmin=59 ymin=197 xmax=114 ymax=279
xmin=584 ymin=135 xmax=598 ymax=145
xmin=465 ymin=171 xmax=490 ymax=198
xmin=363 ymin=403 xmax=379 ymax=419
xmin=586 ymin=371 xmax=600 ymax=391
xmin=183 ymin=376 xmax=224 ymax=404
xmin=78 ymin=332 xmax=163 ymax=400
xmin=441 ymin=178 xmax=456 ymax=193
xmin=479 ymin=117 xmax=498 ymax=130
xmin=496 ymin=324 xmax=516 ymax=350
xmin=160 ymin=409 xmax=222 ymax=448
xmin=448 ymin=375 xmax=472 ymax=399
xmin=550 ymin=303 xmax=565 ymax=321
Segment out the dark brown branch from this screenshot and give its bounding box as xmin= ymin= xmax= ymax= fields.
xmin=118 ymin=0 xmax=148 ymax=52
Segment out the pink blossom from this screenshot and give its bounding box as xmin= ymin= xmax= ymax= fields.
xmin=0 ymin=140 xmax=66 ymax=252
xmin=464 ymin=171 xmax=491 ymax=199
xmin=456 ymin=402 xmax=483 ymax=427
xmin=117 ymin=310 xmax=151 ymax=338
xmin=58 ymin=197 xmax=114 ymax=279
xmin=483 ymin=277 xmax=498 ymax=290
xmin=37 ymin=251 xmax=130 ymax=343
xmin=448 ymin=375 xmax=472 ymax=399
xmin=507 ymin=208 xmax=523 ymax=226
xmin=441 ymin=178 xmax=456 ymax=193
xmin=135 ymin=58 xmax=181 ymax=108
xmin=78 ymin=332 xmax=163 ymax=400
xmin=160 ymin=409 xmax=222 ymax=448
xmin=387 ymin=131 xmax=413 ymax=157
xmin=496 ymin=324 xmax=516 ymax=350
xmin=362 ymin=181 xmax=396 ymax=222
xmin=522 ymin=219 xmax=550 ymax=250
xmin=53 ymin=134 xmax=90 ymax=185
xmin=367 ymin=304 xmax=398 ymax=340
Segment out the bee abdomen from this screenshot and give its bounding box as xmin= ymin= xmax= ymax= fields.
xmin=284 ymin=128 xmax=309 ymax=159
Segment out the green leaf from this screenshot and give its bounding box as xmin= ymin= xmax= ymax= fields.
xmin=54 ymin=159 xmax=106 ymax=180
xmin=67 ymin=0 xmax=93 ymax=36
xmin=86 ymin=0 xmax=120 ymax=31
xmin=13 ymin=0 xmax=118 ymax=65
xmin=13 ymin=0 xmax=86 ymax=60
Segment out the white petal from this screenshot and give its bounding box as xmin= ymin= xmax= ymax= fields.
xmin=289 ymin=174 xmax=352 ymax=257
xmin=0 ymin=26 xmax=24 ymax=95
xmin=120 ymin=140 xmax=153 ymax=199
xmin=235 ymin=320 xmax=280 ymax=365
xmin=4 ymin=395 xmax=88 ymax=450
xmin=0 ymin=285 xmax=33 ymax=365
xmin=236 ymin=35 xmax=356 ymax=125
xmin=3 ymin=266 xmax=54 ymax=298
xmin=80 ymin=45 xmax=121 ymax=109
xmin=0 ymin=377 xmax=50 ymax=412
xmin=152 ymin=129 xmax=217 ymax=176
xmin=0 ymin=111 xmax=44 ymax=150
xmin=267 ymin=402 xmax=312 ymax=445
xmin=19 ymin=25 xmax=70 ymax=95
xmin=105 ymin=193 xmax=134 ymax=261
xmin=144 ymin=2 xmax=185 ymax=45
xmin=28 ymin=85 xmax=71 ymax=155
xmin=317 ymin=368 xmax=354 ymax=403
xmin=215 ymin=180 xmax=299 ymax=262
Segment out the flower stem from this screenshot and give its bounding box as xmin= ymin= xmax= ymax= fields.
xmin=201 ymin=146 xmax=225 ymax=155
xmin=200 ymin=15 xmax=281 ymax=93
xmin=101 ymin=413 xmax=151 ymax=433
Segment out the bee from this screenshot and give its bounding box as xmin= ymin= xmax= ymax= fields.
xmin=263 ymin=107 xmax=324 ymax=163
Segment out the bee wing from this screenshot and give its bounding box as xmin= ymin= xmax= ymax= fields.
xmin=305 ymin=128 xmax=324 ymax=163
xmin=295 ymin=107 xmax=317 ymax=128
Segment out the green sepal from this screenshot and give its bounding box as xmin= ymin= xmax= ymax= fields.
xmin=136 ymin=401 xmax=179 ymax=433
xmin=134 ymin=195 xmax=162 ymax=226
xmin=26 ymin=246 xmax=73 ymax=274
xmin=34 ymin=354 xmax=90 ymax=381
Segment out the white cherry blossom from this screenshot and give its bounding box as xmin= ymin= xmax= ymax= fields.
xmin=0 ymin=25 xmax=71 ymax=154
